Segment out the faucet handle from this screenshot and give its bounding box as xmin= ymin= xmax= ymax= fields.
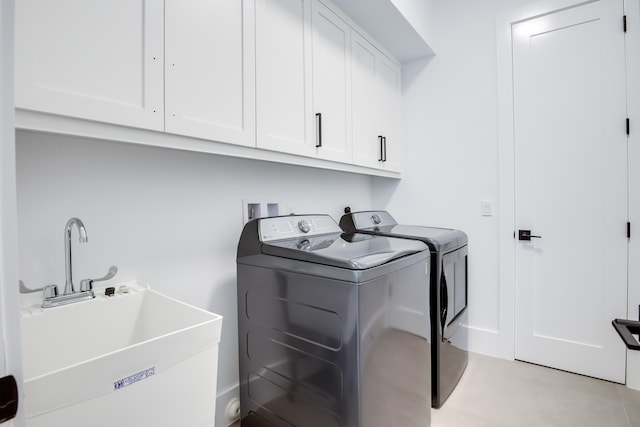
xmin=19 ymin=280 xmax=43 ymax=294
xmin=43 ymin=284 xmax=59 ymax=299
xmin=80 ymin=266 xmax=118 ymax=292
xmin=20 ymin=281 xmax=60 ymax=298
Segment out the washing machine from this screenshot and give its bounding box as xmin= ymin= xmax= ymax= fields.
xmin=340 ymin=210 xmax=468 ymax=408
xmin=236 ymin=214 xmax=431 ymax=427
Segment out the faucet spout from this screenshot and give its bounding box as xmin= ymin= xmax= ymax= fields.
xmin=64 ymin=217 xmax=88 ymax=295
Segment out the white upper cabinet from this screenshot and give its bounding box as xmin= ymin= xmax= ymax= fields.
xmin=256 ymin=0 xmax=315 ymax=157
xmin=165 ymin=0 xmax=255 ymax=147
xmin=351 ymin=32 xmax=381 ymax=169
xmin=15 ymin=0 xmax=407 ymax=176
xmin=311 ymin=0 xmax=352 ymax=163
xmin=376 ymin=53 xmax=403 ymax=172
xmin=351 ymin=30 xmax=403 ymax=172
xmin=15 ymin=0 xmax=164 ymax=131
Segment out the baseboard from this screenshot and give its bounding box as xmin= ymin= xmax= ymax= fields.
xmin=465 ymin=324 xmax=514 ymax=361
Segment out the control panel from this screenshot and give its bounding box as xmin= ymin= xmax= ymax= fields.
xmin=259 ymin=215 xmax=343 ymax=242
xmin=351 ymin=211 xmax=397 ymax=229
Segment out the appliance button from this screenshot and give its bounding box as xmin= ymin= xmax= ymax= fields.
xmin=371 ymin=214 xmax=381 ymax=225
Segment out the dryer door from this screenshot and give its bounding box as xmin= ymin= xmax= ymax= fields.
xmin=441 ymin=245 xmax=468 ymax=341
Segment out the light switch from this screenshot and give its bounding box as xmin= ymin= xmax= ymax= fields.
xmin=481 ymin=200 xmax=494 ymax=217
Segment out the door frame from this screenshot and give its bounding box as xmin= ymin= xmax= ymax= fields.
xmin=496 ymin=0 xmax=620 ymax=362
xmin=625 ymin=0 xmax=640 ymax=389
xmin=1 ymin=0 xmax=25 ymax=424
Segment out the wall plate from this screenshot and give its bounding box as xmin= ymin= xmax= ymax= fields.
xmin=242 ymin=199 xmax=286 ymax=223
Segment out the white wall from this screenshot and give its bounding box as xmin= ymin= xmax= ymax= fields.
xmin=373 ymin=0 xmax=540 ymax=359
xmin=15 ymin=130 xmax=373 ymax=424
xmin=390 ymin=0 xmax=437 ymax=49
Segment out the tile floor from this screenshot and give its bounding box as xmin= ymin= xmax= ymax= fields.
xmin=230 ymin=352 xmax=640 ymax=426
xmin=434 ymin=352 xmax=640 ymax=427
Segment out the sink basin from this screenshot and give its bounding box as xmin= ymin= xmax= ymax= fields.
xmin=20 ymin=281 xmax=223 ymax=427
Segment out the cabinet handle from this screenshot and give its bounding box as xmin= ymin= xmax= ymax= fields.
xmin=383 ymin=136 xmax=387 ymax=162
xmin=316 ymin=113 xmax=322 ymax=148
xmin=378 ymin=135 xmax=384 ymax=161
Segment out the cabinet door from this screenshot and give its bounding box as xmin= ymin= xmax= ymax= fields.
xmin=377 ymin=55 xmax=403 ymax=172
xmin=256 ymin=0 xmax=315 ymax=157
xmin=15 ymin=0 xmax=163 ymax=131
xmin=352 ymin=31 xmax=383 ymax=169
xmin=351 ymin=30 xmax=403 ymax=172
xmin=311 ymin=0 xmax=352 ymax=163
xmin=165 ymin=0 xmax=255 ymax=147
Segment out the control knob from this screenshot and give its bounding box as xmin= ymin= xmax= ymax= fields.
xmin=297 ymin=239 xmax=311 ymax=251
xmin=297 ymin=219 xmax=312 ymax=233
xmin=371 ymin=214 xmax=382 ymax=225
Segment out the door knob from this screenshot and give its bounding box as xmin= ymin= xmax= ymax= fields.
xmin=518 ymin=229 xmax=542 ymax=241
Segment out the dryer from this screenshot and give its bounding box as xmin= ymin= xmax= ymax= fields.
xmin=237 ymin=214 xmax=431 ymax=427
xmin=340 ymin=210 xmax=468 ymax=408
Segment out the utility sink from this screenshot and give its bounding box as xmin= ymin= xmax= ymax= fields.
xmin=20 ymin=281 xmax=223 ymax=427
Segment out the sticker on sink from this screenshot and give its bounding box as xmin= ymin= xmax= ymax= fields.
xmin=113 ymin=367 xmax=155 ymax=391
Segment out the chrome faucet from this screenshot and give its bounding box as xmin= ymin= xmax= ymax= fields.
xmin=64 ymin=217 xmax=88 ymax=295
xmin=18 ymin=218 xmax=118 ymax=308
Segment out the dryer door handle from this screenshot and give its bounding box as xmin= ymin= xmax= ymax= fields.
xmin=440 ymin=274 xmax=448 ymax=329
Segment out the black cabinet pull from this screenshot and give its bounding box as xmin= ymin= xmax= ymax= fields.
xmin=315 ymin=113 xmax=322 ymax=148
xmin=382 ymin=136 xmax=387 ymax=162
xmin=378 ymin=135 xmax=384 ymax=161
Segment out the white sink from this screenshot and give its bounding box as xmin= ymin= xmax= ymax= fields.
xmin=21 ymin=281 xmax=223 ymax=427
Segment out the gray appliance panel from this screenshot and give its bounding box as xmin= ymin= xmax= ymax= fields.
xmin=262 ymin=232 xmax=428 ymax=270
xmin=340 ymin=210 xmax=467 ymax=253
xmin=238 ymin=247 xmax=429 ymax=283
xmin=258 ymin=215 xmax=343 ymax=241
xmin=340 ymin=210 xmax=468 ymax=409
xmin=383 ymin=225 xmax=467 ymax=253
xmin=237 ymin=255 xmax=431 ymax=427
xmin=237 ymin=214 xmax=432 ymax=426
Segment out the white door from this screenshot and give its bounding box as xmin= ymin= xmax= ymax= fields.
xmin=513 ymin=0 xmax=628 ymax=383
